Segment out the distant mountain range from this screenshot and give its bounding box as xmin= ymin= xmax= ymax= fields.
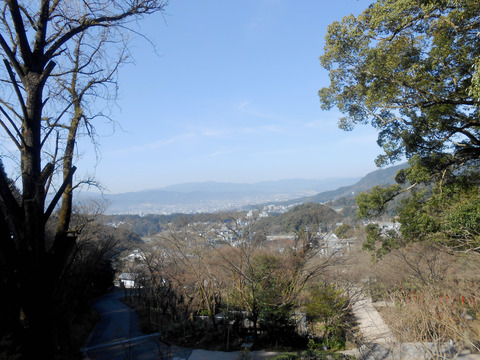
xmin=80 ymin=164 xmax=407 ymax=214
xmin=159 ymin=178 xmax=359 ymax=194
xmin=281 ymin=163 xmax=408 ymax=205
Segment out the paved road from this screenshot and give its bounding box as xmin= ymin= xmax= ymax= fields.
xmin=82 ymin=289 xmax=176 ymax=359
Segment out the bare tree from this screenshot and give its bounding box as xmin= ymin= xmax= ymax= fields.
xmin=159 ymin=224 xmax=225 ymax=330
xmin=216 ymin=228 xmax=338 ymax=342
xmin=0 ymin=1 xmax=167 ymax=357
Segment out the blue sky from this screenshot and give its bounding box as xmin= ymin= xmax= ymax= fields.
xmin=78 ymin=0 xmax=381 ymax=194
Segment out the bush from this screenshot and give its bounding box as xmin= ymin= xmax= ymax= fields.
xmin=305 ymin=284 xmax=350 ymax=350
xmin=259 ymin=304 xmax=296 ymax=341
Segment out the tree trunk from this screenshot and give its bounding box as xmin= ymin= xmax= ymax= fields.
xmin=16 ymin=68 xmax=61 ymax=360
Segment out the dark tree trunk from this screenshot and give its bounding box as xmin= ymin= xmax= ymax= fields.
xmin=0 ymin=0 xmax=167 ymax=357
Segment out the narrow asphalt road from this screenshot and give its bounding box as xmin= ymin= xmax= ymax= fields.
xmin=82 ymin=289 xmax=176 ymax=360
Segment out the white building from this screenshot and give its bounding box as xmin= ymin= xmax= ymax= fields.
xmin=118 ymin=273 xmax=135 ymax=288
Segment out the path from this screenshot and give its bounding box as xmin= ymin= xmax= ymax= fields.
xmin=82 ymin=290 xmax=174 ymax=359
xmin=177 ymin=349 xmax=278 ymax=360
xmin=351 ymin=293 xmax=396 ymax=344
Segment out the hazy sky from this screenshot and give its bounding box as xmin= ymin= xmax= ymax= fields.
xmin=77 ymin=0 xmax=382 ymax=194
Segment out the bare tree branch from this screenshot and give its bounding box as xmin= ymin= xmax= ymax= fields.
xmin=0 ymin=104 xmax=22 ymax=148
xmin=44 ymin=165 xmax=76 ymax=223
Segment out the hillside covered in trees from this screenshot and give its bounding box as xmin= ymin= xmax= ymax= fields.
xmin=252 ymin=203 xmax=342 ymax=235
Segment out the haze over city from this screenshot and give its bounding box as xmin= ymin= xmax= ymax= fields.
xmin=73 ymin=0 xmax=381 ymax=194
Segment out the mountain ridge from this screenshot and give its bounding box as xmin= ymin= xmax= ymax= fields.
xmin=278 ymin=163 xmax=408 ymax=206
xmin=137 ymin=177 xmax=360 ymax=194
xmin=80 ymin=165 xmax=406 ymax=214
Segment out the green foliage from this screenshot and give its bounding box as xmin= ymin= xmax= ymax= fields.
xmin=446 ymin=193 xmax=480 ymax=236
xmin=226 ymin=251 xmax=313 ymax=347
xmin=397 ymin=182 xmax=480 ymax=251
xmin=355 ymin=185 xmax=407 ymax=222
xmin=305 ymin=284 xmax=350 ymax=350
xmin=323 ymin=0 xmax=480 ymax=256
xmin=101 ymin=213 xmax=191 ymax=237
xmin=255 ymin=203 xmax=341 ymax=234
xmin=162 ymin=320 xmax=223 ymax=349
xmin=305 ymin=284 xmax=346 ymax=323
xmin=334 ymin=224 xmax=353 ymax=239
xmin=320 ymin=0 xmax=480 ymax=169
xmin=248 ymin=255 xmax=297 ymax=336
xmin=471 ymin=57 xmax=480 ymax=102
xmin=259 ymin=304 xmax=296 ymax=340
xmin=356 ymin=185 xmax=402 ymax=219
xmin=308 ymin=336 xmax=346 ymax=353
xmin=362 ymin=223 xmax=403 ymax=260
xmin=358 ymin=164 xmax=480 ymax=258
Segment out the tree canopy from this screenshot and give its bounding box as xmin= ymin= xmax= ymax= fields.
xmin=319 ymin=0 xmax=480 ymax=256
xmin=253 ymin=203 xmax=341 ymax=235
xmin=320 ymin=0 xmax=480 ymax=170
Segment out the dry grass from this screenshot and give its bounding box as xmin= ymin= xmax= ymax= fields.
xmin=363 ymin=244 xmax=480 ymax=354
xmin=379 ymin=287 xmax=480 ymax=348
